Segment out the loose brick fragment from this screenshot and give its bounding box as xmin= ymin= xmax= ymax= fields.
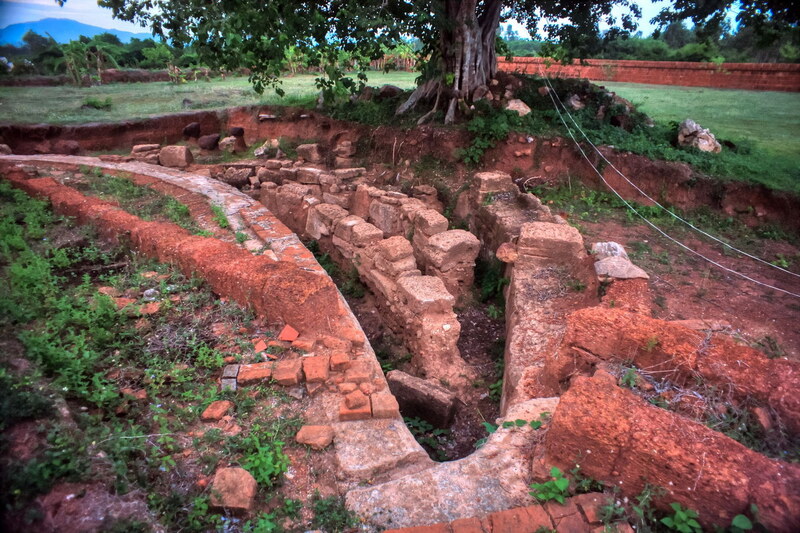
xmin=201 ymin=400 xmax=233 ymax=421
xmin=291 ymin=338 xmax=314 ymax=352
xmin=278 ymin=324 xmax=299 ymax=342
xmin=319 ymin=335 xmax=351 ymax=351
xmin=295 ymin=425 xmax=334 ymax=450
xmin=252 ymin=339 xmax=267 ymax=353
xmin=330 ymin=351 xmax=351 ymax=371
xmin=236 ymin=362 xmax=273 ymax=385
xmin=345 ymin=389 xmax=368 ymax=409
xmin=273 ymin=359 xmax=303 ymax=386
xmin=451 ymin=517 xmax=486 ymax=533
xmin=345 ymin=360 xmax=373 ymax=383
xmin=572 ymin=493 xmax=605 ymax=525
xmin=302 ymin=355 xmax=330 ymax=383
xmin=338 ymin=382 xmax=357 ymax=394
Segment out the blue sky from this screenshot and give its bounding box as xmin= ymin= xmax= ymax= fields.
xmin=0 ymin=0 xmax=669 ymax=36
xmin=0 ymin=0 xmax=145 ymax=31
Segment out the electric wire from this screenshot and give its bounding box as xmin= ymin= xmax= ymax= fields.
xmin=541 ymin=75 xmax=800 ymax=280
xmin=538 ymin=79 xmax=800 ymax=299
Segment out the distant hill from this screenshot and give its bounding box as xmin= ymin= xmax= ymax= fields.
xmin=0 ymin=18 xmax=151 ymax=46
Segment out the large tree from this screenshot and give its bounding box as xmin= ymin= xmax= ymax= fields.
xmin=90 ymin=0 xmax=796 ymax=122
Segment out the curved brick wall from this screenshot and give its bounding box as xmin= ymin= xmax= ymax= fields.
xmin=498 ymin=57 xmax=800 ymax=92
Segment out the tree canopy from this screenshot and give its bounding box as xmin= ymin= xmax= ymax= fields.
xmin=90 ymin=0 xmax=797 ymax=122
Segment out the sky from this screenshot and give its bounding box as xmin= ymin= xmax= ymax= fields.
xmin=0 ymin=0 xmax=675 ymax=37
xmin=0 ymin=0 xmax=146 ymax=32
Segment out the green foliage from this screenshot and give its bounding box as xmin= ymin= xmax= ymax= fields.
xmin=311 ymin=491 xmax=360 ymax=532
xmin=82 ymin=96 xmax=113 ymax=110
xmin=0 ymin=369 xmax=53 ymax=432
xmin=243 ymin=512 xmax=280 ymax=533
xmin=404 ymin=416 xmax=451 ymax=461
xmin=210 ymin=204 xmax=230 ymax=228
xmin=235 ymin=231 xmax=249 ymax=244
xmin=233 ymin=423 xmax=291 ymax=487
xmin=530 ymin=466 xmax=570 ymax=504
xmin=660 ymin=503 xmax=702 ymax=533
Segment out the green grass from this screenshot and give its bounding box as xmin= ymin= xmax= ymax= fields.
xmin=0 ymin=72 xmax=418 ymax=125
xmin=601 ymin=82 xmax=800 ymax=161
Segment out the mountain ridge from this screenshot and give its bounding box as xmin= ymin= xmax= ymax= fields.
xmin=0 ymin=18 xmax=151 ymax=46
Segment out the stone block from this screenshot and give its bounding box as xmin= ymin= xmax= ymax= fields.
xmin=422 ymin=230 xmax=480 ymax=271
xmin=397 ymin=276 xmax=454 ymax=314
xmin=198 ymin=134 xmax=220 ymax=151
xmin=369 ymin=200 xmax=404 ymax=236
xmin=306 ymin=203 xmax=349 ymax=240
xmin=387 ymin=370 xmax=456 ymax=427
xmin=414 ymin=209 xmax=449 ymax=236
xmin=158 ymin=145 xmax=193 ymax=168
xmin=296 ymin=143 xmax=323 ymax=163
xmin=376 ymin=236 xmax=414 ymax=262
xmin=297 ymin=167 xmax=323 ymax=184
xmin=345 ymin=360 xmax=373 ymax=384
xmin=375 ymin=254 xmax=417 ymax=278
xmin=517 ymin=222 xmax=586 ymax=265
xmin=350 ymin=222 xmax=384 ymax=247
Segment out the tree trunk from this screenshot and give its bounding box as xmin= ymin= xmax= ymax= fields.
xmin=397 ymin=0 xmax=502 ymax=124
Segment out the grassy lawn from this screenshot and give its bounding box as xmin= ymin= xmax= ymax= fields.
xmin=601 ymin=82 xmax=800 ymax=161
xmin=0 ymin=72 xmax=418 ymax=125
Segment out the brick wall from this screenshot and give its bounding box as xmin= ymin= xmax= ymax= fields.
xmin=498 ymin=57 xmax=800 ymax=92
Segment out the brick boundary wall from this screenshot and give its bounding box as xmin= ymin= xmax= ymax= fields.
xmin=498 ymin=57 xmax=800 ymax=92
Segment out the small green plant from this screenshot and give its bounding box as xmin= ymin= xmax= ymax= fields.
xmin=82 ymin=96 xmax=112 ymax=110
xmin=642 ymin=336 xmax=661 ymax=352
xmin=235 ymin=231 xmax=249 ymax=244
xmin=210 ymin=204 xmax=230 ymax=229
xmin=565 ymin=277 xmax=587 ymax=292
xmin=243 ymin=512 xmax=280 ymax=533
xmin=529 ymin=466 xmax=570 ymax=504
xmin=404 ymin=416 xmax=451 ymax=461
xmin=660 ymin=502 xmax=701 ymax=533
xmin=620 ymin=367 xmax=638 ymax=389
xmin=238 ymin=424 xmax=290 ymax=487
xmin=311 ymin=491 xmax=359 ymax=532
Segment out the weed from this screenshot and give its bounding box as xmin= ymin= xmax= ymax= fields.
xmin=529 ymin=466 xmax=570 ymax=504
xmin=404 ymin=416 xmax=451 ymax=461
xmin=82 ymin=96 xmax=112 ymax=110
xmin=236 ymin=231 xmax=249 ymax=244
xmin=243 ymin=512 xmax=280 ymax=533
xmin=620 ymin=368 xmax=638 ymax=389
xmin=660 ymin=502 xmax=701 ymax=533
xmin=486 ymin=303 xmax=503 ymax=319
xmin=642 ymin=336 xmax=661 ymax=352
xmin=753 ymin=335 xmax=785 ymax=359
xmin=311 ymin=491 xmax=360 ymax=532
xmin=210 ymin=204 xmax=230 ymax=228
xmin=565 ymin=277 xmax=587 ymax=292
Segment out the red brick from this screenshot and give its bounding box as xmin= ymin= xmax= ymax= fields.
xmin=278 ymin=324 xmax=299 ymax=342
xmin=572 ymin=493 xmax=606 ymax=525
xmin=338 ymin=382 xmax=357 ymax=394
xmin=302 ymin=355 xmax=330 ymax=383
xmin=139 ymin=302 xmax=161 ymax=315
xmin=450 ymin=517 xmax=485 ymax=533
xmin=252 ymin=339 xmax=267 ymax=353
xmin=345 ymin=389 xmax=368 ymax=409
xmin=319 ymin=335 xmax=351 ymax=351
xmin=330 ymin=351 xmax=351 ymax=371
xmin=295 ymin=425 xmax=334 ymax=450
xmin=545 ymin=499 xmax=580 ymax=520
xmin=113 ymin=297 xmax=136 ymax=310
xmin=339 ymin=399 xmax=371 ymax=421
xmin=237 ymin=362 xmax=273 ymax=385
xmin=291 ymin=338 xmax=314 ymax=352
xmin=201 ymin=400 xmax=234 ymax=421
xmin=489 ymin=505 xmax=553 ymax=533
xmin=553 ymin=513 xmax=591 ymax=533
xmin=273 ymin=359 xmax=303 ymax=385
xmin=371 ymin=393 xmax=400 ymax=419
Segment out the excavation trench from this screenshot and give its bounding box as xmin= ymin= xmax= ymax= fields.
xmin=2 ymin=106 xmax=800 ymax=530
